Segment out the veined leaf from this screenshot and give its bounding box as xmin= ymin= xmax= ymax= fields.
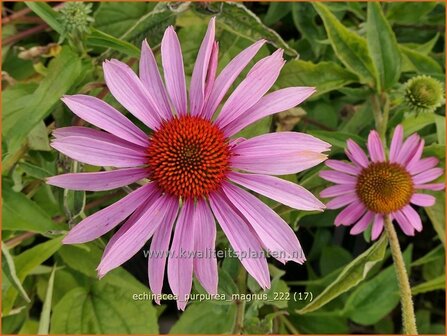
xmin=297 ymin=235 xmax=388 ymax=314
xmin=313 ymin=2 xmax=375 ymax=84
xmin=87 ymin=28 xmax=140 ymax=57
xmin=400 ymin=45 xmax=443 ymax=75
xmin=25 ymin=2 xmax=63 ymax=34
xmin=366 ymin=2 xmax=401 ymax=91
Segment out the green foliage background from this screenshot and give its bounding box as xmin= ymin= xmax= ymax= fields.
xmin=2 ymin=1 xmax=445 ymax=334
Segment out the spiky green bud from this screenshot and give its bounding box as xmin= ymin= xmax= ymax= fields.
xmin=403 ymin=75 xmax=444 ymax=113
xmin=59 ymin=2 xmax=94 ymax=35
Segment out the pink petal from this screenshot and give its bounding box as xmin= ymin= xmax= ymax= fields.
xmin=47 ymin=167 xmax=148 ymax=191
xmin=393 ymin=210 xmax=415 ymax=236
xmin=193 ymin=199 xmax=218 ymax=295
xmin=350 ymin=211 xmax=374 ymax=235
xmin=319 ymin=170 xmax=357 ymax=185
xmin=371 ymin=214 xmax=384 ymax=240
xmin=63 ymin=182 xmax=158 ymax=244
xmin=190 ymin=17 xmax=216 ymax=116
xmin=389 ymin=125 xmax=403 ymax=162
xmin=408 ymin=157 xmax=439 ymax=176
xmin=51 ymin=130 xmax=147 ymax=168
xmin=223 ymin=87 xmax=315 ymax=137
xmin=325 ymin=160 xmax=361 ymax=175
xmin=202 ymin=39 xmax=266 ymax=120
xmin=367 ymin=130 xmax=385 ymax=162
xmin=140 ymin=40 xmax=173 ymax=120
xmin=203 ymin=42 xmax=219 ymax=105
xmin=103 ymin=60 xmax=163 ymax=129
xmin=61 ymin=95 xmax=148 ymax=147
xmin=161 ymin=26 xmax=187 ymax=116
xmin=345 ymin=139 xmax=369 ymax=168
xmin=168 ymin=200 xmax=195 ymax=310
xmin=401 ymin=205 xmax=423 ymax=231
xmin=148 ymin=199 xmax=179 ymax=303
xmin=405 ymin=138 xmax=425 ymax=172
xmin=394 ymin=134 xmax=420 ymax=165
xmin=412 ymin=168 xmax=444 ymax=184
xmin=216 ymin=50 xmax=285 ymax=128
xmin=320 ymin=184 xmax=356 ymax=198
xmin=326 ymin=193 xmax=358 ymax=209
xmin=209 ymin=190 xmax=271 ymax=289
xmin=334 ymin=200 xmax=366 ymax=226
xmin=229 ymin=171 xmax=325 ymax=211
xmin=222 ymin=183 xmax=305 ymax=264
xmin=414 ymin=183 xmax=445 ymax=191
xmin=410 ymin=193 xmax=436 ymax=207
xmin=97 ymin=194 xmax=177 ymax=277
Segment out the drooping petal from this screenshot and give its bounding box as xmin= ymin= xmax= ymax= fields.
xmin=51 ymin=130 xmax=147 ymax=168
xmin=414 ymin=183 xmax=445 ymax=191
xmin=325 ymin=160 xmax=361 ymax=175
xmin=168 ymin=199 xmax=195 ymax=310
xmin=148 ymin=198 xmax=179 ymax=303
xmin=319 ymin=170 xmax=357 ymax=185
xmin=389 ymin=124 xmax=403 ymax=162
xmin=393 ymin=210 xmax=415 ymax=236
xmin=63 ymin=182 xmax=158 ymax=244
xmin=410 ymin=193 xmax=436 ymax=207
xmin=320 ymin=184 xmax=356 ymax=198
xmin=193 ymin=199 xmax=218 ymax=295
xmin=367 ymin=130 xmax=385 ymax=162
xmin=47 ymin=167 xmax=149 ymax=191
xmin=216 ymin=50 xmax=285 ymax=128
xmin=209 ymin=190 xmax=270 ymax=289
xmin=334 ymin=200 xmax=366 ymax=226
xmin=61 ymin=95 xmax=148 ymax=147
xmin=222 ymin=182 xmax=305 ymax=264
xmin=412 ymin=168 xmax=444 ymax=184
xmin=408 ymin=157 xmax=439 ymax=176
xmin=223 ymin=87 xmax=315 ymax=137
xmin=190 ymin=17 xmax=216 ymax=116
xmin=103 ymin=60 xmax=163 ymax=129
xmin=326 ymin=193 xmax=358 ymax=209
xmin=97 ymin=194 xmax=177 ymax=277
xmin=371 ymin=214 xmax=384 ymax=240
xmin=345 ymin=139 xmax=369 ymax=168
xmin=350 ymin=211 xmax=374 ymax=235
xmin=229 ymin=172 xmax=325 ymax=211
xmin=401 ymin=205 xmax=423 ymax=232
xmin=202 ymin=39 xmax=266 ymax=119
xmin=394 ymin=134 xmax=420 ymax=165
xmin=161 ymin=26 xmax=187 ymax=116
xmin=140 ymin=40 xmax=173 ymax=120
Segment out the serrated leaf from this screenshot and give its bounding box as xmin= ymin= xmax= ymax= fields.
xmin=297 ymin=235 xmax=388 ymax=314
xmin=313 ymin=2 xmax=375 ymax=84
xmin=366 ymin=2 xmax=401 ymax=91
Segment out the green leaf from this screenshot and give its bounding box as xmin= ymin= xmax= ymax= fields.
xmin=263 ymin=2 xmax=291 ymax=26
xmin=3 ymin=47 xmax=83 ymax=154
xmin=292 ymin=3 xmax=326 ymax=56
xmin=195 ymin=2 xmax=298 ymax=57
xmin=319 ymin=246 xmax=352 ymax=276
xmin=412 ymin=244 xmax=444 ymax=266
xmin=276 ymin=60 xmax=358 ymax=97
xmin=313 ymin=2 xmax=375 ymax=84
xmin=27 ymin=121 xmax=51 ymax=151
xmin=87 ymin=28 xmax=140 ymax=57
xmin=50 ymin=282 xmax=158 ymax=334
xmin=25 ymin=2 xmax=63 ymax=34
xmin=400 ymin=45 xmax=443 ymax=75
xmin=412 ymin=275 xmax=445 ymax=295
xmin=425 ymin=191 xmax=445 ymax=246
xmin=307 ymin=130 xmax=365 ymax=151
xmin=1 ymin=244 xmax=30 ymax=303
xmin=344 ymin=245 xmax=413 ymax=325
xmin=435 ymin=115 xmax=446 ymax=145
xmin=38 ymin=264 xmax=56 ymax=335
xmin=366 ymin=2 xmax=401 ymax=91
xmin=401 ymin=113 xmax=437 ymax=136
xmin=297 ymin=235 xmax=388 ymax=314
xmin=386 ymin=2 xmax=437 ymax=24
xmin=2 ymin=183 xmax=61 ymax=233
xmin=169 ymin=301 xmax=237 ymax=334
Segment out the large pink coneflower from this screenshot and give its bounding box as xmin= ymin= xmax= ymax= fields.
xmin=320 ymin=125 xmax=444 ymax=240
xmin=48 ymin=18 xmax=329 ymax=310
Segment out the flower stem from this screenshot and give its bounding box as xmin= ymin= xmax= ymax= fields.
xmin=383 ymin=215 xmax=418 ymax=335
xmin=233 ymin=267 xmax=247 ymax=334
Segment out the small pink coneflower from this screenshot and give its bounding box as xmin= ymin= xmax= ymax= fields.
xmin=48 ymin=18 xmax=329 ymax=310
xmin=320 ymin=125 xmax=444 ymax=240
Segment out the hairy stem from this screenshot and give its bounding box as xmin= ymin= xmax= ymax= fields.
xmin=233 ymin=267 xmax=247 ymax=334
xmin=384 ymin=215 xmax=418 ymax=335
